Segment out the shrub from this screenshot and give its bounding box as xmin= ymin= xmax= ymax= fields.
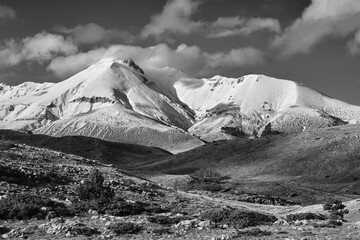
xmin=152 ymin=227 xmax=173 ymax=235
xmin=192 ymin=169 xmax=228 ymax=183
xmin=69 ymin=197 xmax=147 ymax=217
xmin=199 ymin=182 xmax=223 ymax=192
xmin=0 ymin=165 xmax=71 ymax=187
xmin=286 ymin=213 xmax=326 ymax=222
xmin=108 ymin=222 xmax=142 ymax=235
xmin=200 ymin=208 xmax=277 ymax=229
xmin=323 ymin=199 xmax=349 ymax=221
xmin=76 ymin=169 xmax=114 ymax=203
xmin=0 ymin=193 xmax=71 ymax=220
xmin=103 ymin=201 xmax=146 ymax=216
xmin=235 ymin=227 xmax=272 ymax=237
xmin=147 ymin=215 xmax=190 ymax=225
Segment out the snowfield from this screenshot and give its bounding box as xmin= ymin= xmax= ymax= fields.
xmin=2 ymin=58 xmax=360 ymax=150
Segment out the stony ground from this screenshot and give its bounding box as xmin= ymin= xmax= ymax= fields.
xmin=1 ymin=140 xmax=360 ymax=239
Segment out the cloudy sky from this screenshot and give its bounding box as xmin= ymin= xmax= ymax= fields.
xmin=1 ymin=0 xmax=360 ymax=104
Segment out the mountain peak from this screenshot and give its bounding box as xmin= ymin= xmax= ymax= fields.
xmin=123 ymin=57 xmax=144 ymax=75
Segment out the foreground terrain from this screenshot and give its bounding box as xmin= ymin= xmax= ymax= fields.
xmin=1 ymin=138 xmax=360 ymax=239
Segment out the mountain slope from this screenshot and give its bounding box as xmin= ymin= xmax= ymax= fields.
xmin=0 ymin=129 xmax=171 ymax=168
xmin=0 ymin=58 xmax=203 ymax=153
xmin=143 ymin=71 xmax=360 ymax=141
xmin=134 ymin=124 xmax=360 ymax=203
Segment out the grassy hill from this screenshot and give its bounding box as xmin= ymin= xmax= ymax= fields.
xmin=133 ymin=124 xmax=360 ymax=204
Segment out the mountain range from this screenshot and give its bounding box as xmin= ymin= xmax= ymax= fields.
xmin=1 ymin=57 xmax=360 ymax=153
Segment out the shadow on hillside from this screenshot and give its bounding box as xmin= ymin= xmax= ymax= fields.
xmin=0 ymin=129 xmax=172 ymax=169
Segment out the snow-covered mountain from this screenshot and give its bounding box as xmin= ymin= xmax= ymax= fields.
xmin=2 ymin=58 xmax=360 ymax=151
xmin=153 ymin=73 xmax=360 ymax=141
xmin=0 ymin=58 xmax=203 ymax=153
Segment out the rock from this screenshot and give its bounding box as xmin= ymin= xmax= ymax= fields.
xmin=65 ymin=231 xmax=73 ymax=238
xmin=88 ymin=209 xmax=98 ymax=215
xmin=197 ymin=220 xmax=211 ymax=230
xmin=274 ymin=219 xmax=290 ymax=226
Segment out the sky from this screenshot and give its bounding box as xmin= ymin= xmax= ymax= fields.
xmin=1 ymin=0 xmax=360 ymax=104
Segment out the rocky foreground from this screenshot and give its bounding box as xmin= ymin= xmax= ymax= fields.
xmin=0 ymin=140 xmax=360 ymax=239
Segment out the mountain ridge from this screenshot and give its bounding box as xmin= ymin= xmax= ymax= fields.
xmin=2 ymin=58 xmax=360 ymax=151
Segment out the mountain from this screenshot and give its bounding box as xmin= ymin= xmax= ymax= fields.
xmin=0 ymin=58 xmax=203 ymax=153
xmin=2 ymin=58 xmax=360 ymax=151
xmin=143 ymin=71 xmax=360 ymax=142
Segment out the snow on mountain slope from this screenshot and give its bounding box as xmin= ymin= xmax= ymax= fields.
xmin=0 ymin=82 xmax=54 ymax=101
xmin=0 ymin=58 xmax=203 ymax=153
xmin=3 ymin=59 xmax=360 ymax=150
xmin=144 ymin=72 xmax=360 ymax=141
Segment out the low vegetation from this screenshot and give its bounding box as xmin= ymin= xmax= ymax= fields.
xmin=189 ymin=169 xmax=229 ymax=192
xmin=0 ymin=193 xmax=71 ymax=220
xmin=108 ymin=222 xmax=142 ymax=235
xmin=147 ymin=215 xmax=191 ymax=225
xmin=200 ymin=208 xmax=277 ymax=229
xmin=323 ymin=199 xmax=349 ymax=220
xmin=235 ymin=227 xmax=272 ymax=237
xmin=322 ymin=198 xmax=349 ymax=226
xmin=286 ymin=213 xmax=326 ymax=222
xmin=76 ymin=169 xmax=115 ymax=202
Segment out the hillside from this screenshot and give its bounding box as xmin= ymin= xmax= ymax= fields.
xmin=0 ymin=129 xmax=172 ymax=168
xmin=1 ymin=138 xmax=360 ymax=239
xmin=134 ymin=124 xmax=360 ymax=204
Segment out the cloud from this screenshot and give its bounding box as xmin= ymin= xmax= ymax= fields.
xmin=47 ymin=43 xmax=264 ymax=78
xmin=208 ymin=17 xmax=281 ymax=38
xmin=55 ymin=23 xmax=133 ymax=45
xmin=140 ymin=0 xmax=280 ymax=40
xmin=140 ymin=0 xmax=203 ymax=39
xmin=205 ymin=47 xmax=264 ymax=68
xmin=0 ymin=32 xmax=78 ymax=67
xmin=0 ymin=5 xmax=16 ymax=20
xmin=348 ymin=30 xmax=360 ymax=54
xmin=272 ymin=0 xmax=360 ymax=57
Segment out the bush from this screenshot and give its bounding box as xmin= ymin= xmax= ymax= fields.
xmin=0 ymin=193 xmax=71 ymax=220
xmin=235 ymin=227 xmax=272 ymax=237
xmin=108 ymin=222 xmax=142 ymax=235
xmin=103 ymin=201 xmax=146 ymax=216
xmin=286 ymin=213 xmax=326 ymax=222
xmin=69 ymin=197 xmax=149 ymax=217
xmin=323 ymin=199 xmax=349 ymax=221
xmin=200 ymin=182 xmax=223 ymax=192
xmin=200 ymin=208 xmax=277 ymax=229
xmin=147 ymin=215 xmax=190 ymax=225
xmin=76 ymin=169 xmax=114 ymax=203
xmin=0 ymin=165 xmax=71 ymax=187
xmin=192 ymin=169 xmax=228 ymax=183
xmin=152 ymin=227 xmax=173 ymax=235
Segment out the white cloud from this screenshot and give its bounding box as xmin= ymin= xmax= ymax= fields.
xmin=272 ymin=0 xmax=360 ymax=57
xmin=55 ymin=23 xmax=133 ymax=45
xmin=205 ymin=47 xmax=263 ymax=68
xmin=0 ymin=32 xmax=78 ymax=67
xmin=348 ymin=30 xmax=360 ymax=54
xmin=47 ymin=43 xmax=264 ymax=78
xmin=140 ymin=0 xmax=203 ymax=38
xmin=208 ymin=17 xmax=281 ymax=38
xmin=0 ymin=5 xmax=16 ymax=20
